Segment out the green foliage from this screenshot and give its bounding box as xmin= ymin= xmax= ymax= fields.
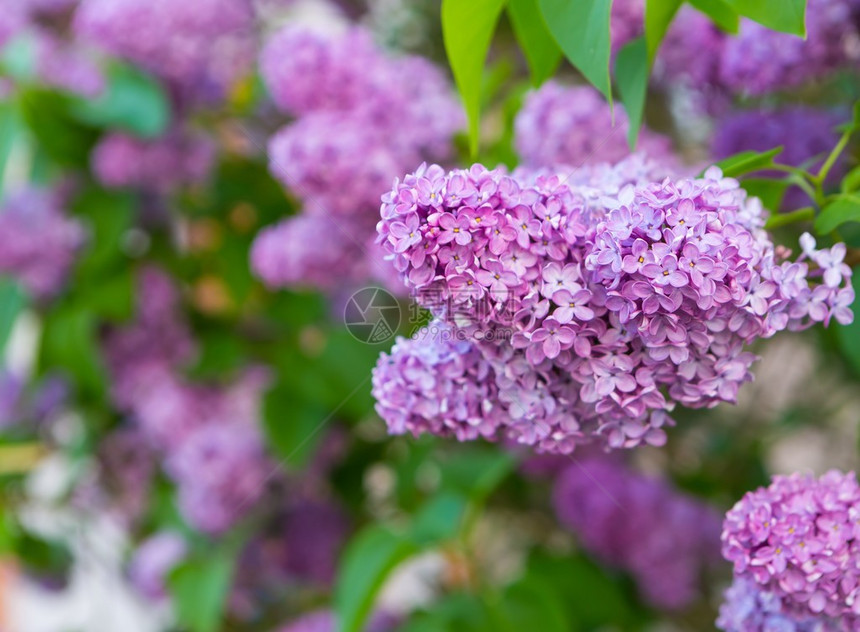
xmin=615 ymin=38 xmax=649 ymax=149
xmin=709 ymin=147 xmax=783 ymax=178
xmin=68 ymin=62 xmax=171 ymax=138
xmin=507 ymin=0 xmax=561 ymax=86
xmin=815 ymin=195 xmax=860 ymax=234
xmin=169 ymin=547 xmax=237 ymax=632
xmin=836 ymin=271 xmax=860 ymax=377
xmin=537 ymin=0 xmax=613 ymax=101
xmin=688 ymin=0 xmax=740 ymax=33
xmin=441 ymin=0 xmax=508 ymax=155
xmin=18 ymin=89 xmax=99 ymax=168
xmin=262 ymin=381 xmax=330 ymax=471
xmin=645 ymin=0 xmax=683 ymax=63
xmin=724 ymin=0 xmax=807 ymax=36
xmin=0 ymin=278 xmax=26 ymax=357
xmin=38 ymin=306 xmax=105 ymax=401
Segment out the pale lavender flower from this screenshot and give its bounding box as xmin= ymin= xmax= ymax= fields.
xmin=128 ymin=532 xmax=187 ymax=601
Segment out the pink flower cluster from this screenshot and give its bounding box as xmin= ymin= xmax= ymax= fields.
xmin=74 ymin=0 xmax=255 ymax=101
xmin=103 ymin=268 xmax=273 ymax=533
xmin=514 ymin=82 xmax=675 ymax=169
xmin=722 ymin=470 xmax=860 ymax=626
xmin=372 ymin=157 xmax=854 ymax=453
xmin=0 ymin=187 xmax=85 ymax=299
xmin=252 ymin=26 xmax=461 ymax=293
xmin=91 ymin=128 xmax=215 ymax=192
xmin=553 ymin=457 xmax=721 ymax=610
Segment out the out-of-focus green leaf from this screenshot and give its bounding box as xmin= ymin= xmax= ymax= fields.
xmin=645 ymin=0 xmax=683 ymax=62
xmin=68 ymin=62 xmax=170 ymax=138
xmin=262 ymin=382 xmax=329 ymax=470
xmin=615 ymin=38 xmax=649 ymax=150
xmin=724 ymin=0 xmax=806 ymax=35
xmin=169 ymin=549 xmax=236 ymax=632
xmin=538 ymin=0 xmax=613 ymax=101
xmin=78 ymin=269 xmax=134 ymax=322
xmin=71 ymin=188 xmax=135 ymax=278
xmin=0 ymin=278 xmax=26 ymax=357
xmin=410 ymin=492 xmax=467 ymax=544
xmin=741 ymin=178 xmax=790 ymax=212
xmin=38 ymin=307 xmax=104 ymax=399
xmin=836 ymin=270 xmax=860 ymax=377
xmin=335 ymin=526 xmax=419 ymax=632
xmin=688 ymin=0 xmax=740 ymax=33
xmin=0 ymin=34 xmax=38 ymax=81
xmin=815 ymin=195 xmax=860 ymax=234
xmin=709 ymin=147 xmax=783 ymax=178
xmin=19 ymin=89 xmax=99 ymax=167
xmin=508 ymin=0 xmax=561 ymax=86
xmin=439 ymin=446 xmax=515 ymax=502
xmin=441 ymin=0 xmax=508 ymax=155
xmin=400 ymin=593 xmax=493 ymax=632
xmin=841 ymin=165 xmax=860 ymax=193
xmin=502 ymin=573 xmax=574 ymax=632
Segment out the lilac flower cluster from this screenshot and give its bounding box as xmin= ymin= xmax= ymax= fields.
xmin=74 ymin=0 xmax=255 ymax=101
xmin=718 ymin=577 xmax=846 ymax=632
xmin=0 ymin=187 xmax=85 ymax=299
xmin=553 ymin=457 xmax=721 ymax=610
xmin=718 ymin=0 xmax=860 ymax=96
xmin=128 ymin=532 xmax=187 ymax=601
xmin=91 ymin=128 xmax=215 ymax=192
xmin=722 ymin=470 xmax=860 ymax=626
xmin=103 ymin=268 xmax=273 ymax=534
xmin=253 ymin=25 xmax=461 ymax=293
xmin=0 ymin=369 xmax=67 ymax=429
xmin=514 ymin=81 xmax=675 ymax=169
xmin=609 ymin=0 xmax=645 ymax=54
xmin=372 ymin=158 xmax=854 ymax=453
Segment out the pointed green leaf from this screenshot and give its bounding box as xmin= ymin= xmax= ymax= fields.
xmin=815 ymin=195 xmax=860 ymax=234
xmin=708 ymin=147 xmax=783 ymax=178
xmin=615 ymin=38 xmax=649 ymax=149
xmin=410 ymin=493 xmax=468 ymax=544
xmin=0 ymin=278 xmax=26 ymax=357
xmin=645 ymin=0 xmax=683 ymax=62
xmin=508 ymin=0 xmax=562 ymax=85
xmin=724 ymin=0 xmax=806 ymax=36
xmin=169 ymin=550 xmax=236 ymax=632
xmin=335 ymin=526 xmax=419 ymax=632
xmin=688 ymin=0 xmax=740 ymax=33
xmin=441 ymin=0 xmax=508 ymax=155
xmin=537 ymin=0 xmax=614 ymax=101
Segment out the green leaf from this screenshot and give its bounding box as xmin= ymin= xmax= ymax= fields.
xmin=615 ymin=38 xmax=649 ymax=150
xmin=709 ymin=147 xmax=783 ymax=178
xmin=70 ymin=188 xmax=135 ymax=279
xmin=68 ymin=62 xmax=170 ymax=138
xmin=410 ymin=493 xmax=468 ymax=544
xmin=441 ymin=0 xmax=508 ymax=155
xmin=723 ymin=0 xmax=806 ymax=35
xmin=0 ymin=278 xmax=26 ymax=358
xmin=169 ymin=551 xmax=236 ymax=632
xmin=842 ymin=165 xmax=860 ymax=193
xmin=502 ymin=574 xmax=573 ymax=632
xmin=815 ymin=195 xmax=860 ymax=234
xmin=645 ymin=0 xmax=683 ymax=62
xmin=38 ymin=307 xmax=105 ymax=399
xmin=740 ymin=178 xmax=789 ymax=212
xmin=688 ymin=0 xmax=740 ymax=33
xmin=538 ymin=0 xmax=614 ymax=101
xmin=19 ymin=89 xmax=100 ymax=168
xmin=262 ymin=382 xmax=329 ymax=470
xmin=508 ymin=0 xmax=562 ymax=85
xmin=0 ymin=34 xmax=39 ymax=81
xmin=335 ymin=526 xmax=419 ymax=632
xmin=439 ymin=446 xmax=516 ymax=502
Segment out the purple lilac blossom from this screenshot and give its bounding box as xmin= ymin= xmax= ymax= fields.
xmin=0 ymin=371 xmax=24 ymax=428
xmin=91 ymin=128 xmax=215 ymax=192
xmin=253 ymin=25 xmax=461 ymax=293
xmin=718 ymin=0 xmax=859 ymax=96
xmin=372 ymin=157 xmax=855 ymax=453
xmin=717 ymin=577 xmax=846 ymax=632
xmin=74 ymin=0 xmax=255 ymax=102
xmin=711 ymin=107 xmax=845 ymax=210
xmin=96 ymin=426 xmax=155 ymax=526
xmin=32 ymin=29 xmax=104 ymax=97
xmin=722 ymin=470 xmax=860 ymax=625
xmin=553 ymin=457 xmax=721 ymax=610
xmin=610 ymin=0 xmax=644 ymax=54
xmin=656 ymin=5 xmax=726 ymax=89
xmin=128 ymin=532 xmax=187 ymax=601
xmin=514 ymin=81 xmax=675 ymax=169
xmin=0 ymin=187 xmax=85 ymax=299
